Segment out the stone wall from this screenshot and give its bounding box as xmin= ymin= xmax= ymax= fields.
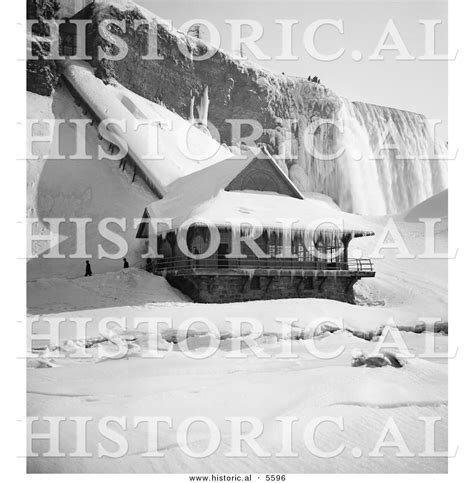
xmin=166 ymin=274 xmax=358 ymax=304
xmin=27 ymin=0 xmax=61 ymax=96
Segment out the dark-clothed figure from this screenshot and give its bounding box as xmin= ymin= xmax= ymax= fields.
xmin=85 ymin=261 xmax=92 ymax=277
xmin=123 ymin=258 xmax=129 ymax=268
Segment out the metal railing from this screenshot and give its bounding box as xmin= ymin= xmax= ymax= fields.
xmin=147 ymin=256 xmax=374 ymax=275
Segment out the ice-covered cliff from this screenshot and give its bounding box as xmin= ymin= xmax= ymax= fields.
xmin=27 ymin=0 xmax=444 ymax=216
xmin=292 ymin=99 xmax=448 ymax=215
xmin=78 ymin=0 xmax=447 ymax=215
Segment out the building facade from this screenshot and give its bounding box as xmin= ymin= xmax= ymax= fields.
xmin=137 ymin=149 xmax=375 ymax=304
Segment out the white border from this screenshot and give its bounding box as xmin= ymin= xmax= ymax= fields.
xmin=3 ymin=0 xmax=472 ymax=480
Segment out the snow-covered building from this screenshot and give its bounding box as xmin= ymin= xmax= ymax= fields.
xmin=57 ymin=1 xmax=376 ymax=303
xmin=136 ymin=148 xmax=375 ymax=303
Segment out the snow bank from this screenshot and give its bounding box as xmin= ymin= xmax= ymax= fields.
xmin=27 ymin=329 xmax=447 ymax=473
xmin=28 ymin=289 xmax=437 ymax=348
xmin=28 ymin=61 xmax=232 ymax=280
xmin=404 ymin=189 xmax=448 ymax=222
xmin=27 ymin=87 xmax=155 ymax=280
xmin=352 ymin=215 xmax=448 ymax=318
xmin=28 ymin=268 xmax=189 ymax=315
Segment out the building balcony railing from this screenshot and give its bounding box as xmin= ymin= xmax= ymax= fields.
xmin=147 ymin=257 xmax=374 ymax=276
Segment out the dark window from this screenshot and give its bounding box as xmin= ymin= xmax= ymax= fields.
xmin=250 ymin=276 xmax=261 ymax=290
xmin=218 ymin=244 xmax=229 ymax=268
xmin=268 ymin=232 xmax=281 ymax=258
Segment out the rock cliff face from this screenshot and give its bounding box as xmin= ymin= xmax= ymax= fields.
xmin=89 ymin=4 xmax=340 ymax=145
xmin=27 ymin=0 xmax=62 ymax=96
xmin=83 ymin=1 xmax=447 ymax=215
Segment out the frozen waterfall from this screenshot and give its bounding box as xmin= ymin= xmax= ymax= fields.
xmin=288 ymin=98 xmax=448 ymax=215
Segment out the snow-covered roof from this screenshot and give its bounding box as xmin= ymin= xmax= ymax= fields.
xmin=61 ymin=60 xmax=233 ymax=195
xmin=143 ymin=154 xmax=374 ymax=238
xmin=155 ymin=147 xmax=257 ymax=200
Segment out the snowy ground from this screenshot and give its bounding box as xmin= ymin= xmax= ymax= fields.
xmin=27 ymin=213 xmax=448 ymax=472
xmin=353 ymin=215 xmax=448 ymax=320
xmin=27 ymin=78 xmax=448 ymax=473
xmin=28 ymin=332 xmax=447 ymax=473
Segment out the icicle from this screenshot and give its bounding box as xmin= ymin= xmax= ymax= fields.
xmin=196 ymin=85 xmax=210 ymax=127
xmin=240 ymin=224 xmax=253 ymax=238
xmin=243 ymin=269 xmax=255 ymax=280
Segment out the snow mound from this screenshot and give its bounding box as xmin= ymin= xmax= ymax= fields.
xmin=352 ymin=215 xmax=447 ymax=318
xmin=147 ymin=175 xmax=374 ymax=236
xmin=27 ymin=86 xmax=158 ymax=280
xmin=28 ymin=329 xmax=447 ymax=473
xmin=404 ymin=189 xmax=448 ymax=222
xmin=27 ymin=268 xmax=189 ymax=314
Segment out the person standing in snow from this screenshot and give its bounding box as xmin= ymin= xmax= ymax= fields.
xmin=85 ymin=260 xmax=92 ymax=277
xmin=123 ymin=258 xmax=129 ymax=269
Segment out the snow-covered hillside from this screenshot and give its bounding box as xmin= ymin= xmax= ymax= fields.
xmin=28 ymin=59 xmax=238 ymax=280
xmin=352 ymin=216 xmax=448 ymax=319
xmin=28 ymin=87 xmax=155 ymax=279
xmin=27 ymin=268 xmax=189 ymax=315
xmin=404 ymin=189 xmax=448 ymax=222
